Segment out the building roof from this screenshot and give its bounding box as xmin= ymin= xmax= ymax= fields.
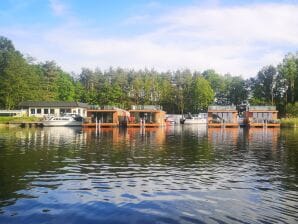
xmin=19 ymin=101 xmax=90 ymax=108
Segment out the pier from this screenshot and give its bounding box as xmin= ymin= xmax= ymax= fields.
xmin=8 ymin=122 xmax=43 ymax=128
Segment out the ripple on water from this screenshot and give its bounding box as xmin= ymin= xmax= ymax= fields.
xmin=0 ymin=127 xmax=298 ymax=224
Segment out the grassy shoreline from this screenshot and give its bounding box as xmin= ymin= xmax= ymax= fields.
xmin=0 ymin=116 xmax=41 ymax=124
xmin=280 ymin=118 xmax=298 ymax=128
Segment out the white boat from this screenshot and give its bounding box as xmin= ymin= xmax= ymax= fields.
xmin=42 ymin=114 xmax=83 ymax=127
xmin=180 ymin=113 xmax=207 ymax=124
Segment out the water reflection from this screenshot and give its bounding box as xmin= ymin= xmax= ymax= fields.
xmin=0 ymin=126 xmax=297 ymax=224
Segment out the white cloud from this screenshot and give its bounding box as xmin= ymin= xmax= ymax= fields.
xmin=49 ymin=0 xmax=67 ymax=16
xmin=3 ymin=2 xmax=298 ymax=77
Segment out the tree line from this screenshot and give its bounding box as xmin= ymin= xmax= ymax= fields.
xmin=1 ymin=36 xmax=298 ymax=116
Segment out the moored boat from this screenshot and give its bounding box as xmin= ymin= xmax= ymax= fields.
xmin=42 ymin=114 xmax=83 ymax=127
xmin=180 ymin=113 xmax=207 ymax=124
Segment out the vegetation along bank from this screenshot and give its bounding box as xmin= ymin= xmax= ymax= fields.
xmin=1 ymin=36 xmax=298 ymax=119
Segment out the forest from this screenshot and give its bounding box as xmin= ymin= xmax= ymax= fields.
xmin=1 ymin=36 xmax=298 ymax=116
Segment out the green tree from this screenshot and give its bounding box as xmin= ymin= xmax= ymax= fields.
xmin=227 ymin=76 xmax=248 ymax=105
xmin=0 ymin=36 xmax=41 ymax=109
xmin=251 ymin=65 xmax=277 ymax=105
xmin=278 ymin=53 xmax=298 ymax=103
xmin=202 ymin=69 xmax=225 ymax=98
xmin=187 ymin=77 xmax=214 ymax=112
xmin=55 ymin=73 xmax=75 ymax=101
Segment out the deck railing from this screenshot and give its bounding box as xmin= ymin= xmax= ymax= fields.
xmin=248 ymin=106 xmax=276 ymax=111
xmin=131 ymin=105 xmax=163 ymax=110
xmin=208 ymin=106 xmax=236 ymax=111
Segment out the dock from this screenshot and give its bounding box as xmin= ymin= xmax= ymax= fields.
xmin=8 ymin=122 xmax=43 ymax=128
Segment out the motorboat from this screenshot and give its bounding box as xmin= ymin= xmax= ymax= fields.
xmin=42 ymin=114 xmax=83 ymax=127
xmin=180 ymin=113 xmax=207 ymax=124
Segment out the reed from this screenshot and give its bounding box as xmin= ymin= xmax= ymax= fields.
xmin=280 ymin=118 xmax=298 ymax=127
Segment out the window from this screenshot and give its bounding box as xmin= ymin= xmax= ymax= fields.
xmin=37 ymin=109 xmax=42 ymax=114
xmin=31 ymin=109 xmax=35 ymax=114
xmin=50 ymin=109 xmax=54 ymax=114
xmin=60 ymin=108 xmax=71 ymax=114
xmin=44 ymin=109 xmax=49 ymax=114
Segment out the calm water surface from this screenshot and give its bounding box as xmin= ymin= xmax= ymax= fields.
xmin=0 ymin=126 xmax=297 ymax=224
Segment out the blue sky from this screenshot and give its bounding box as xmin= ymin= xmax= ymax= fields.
xmin=1 ymin=0 xmax=298 ymax=77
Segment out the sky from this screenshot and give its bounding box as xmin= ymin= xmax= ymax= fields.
xmin=0 ymin=0 xmax=298 ymax=77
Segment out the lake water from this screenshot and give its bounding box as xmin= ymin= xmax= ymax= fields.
xmin=0 ymin=126 xmax=297 ymax=224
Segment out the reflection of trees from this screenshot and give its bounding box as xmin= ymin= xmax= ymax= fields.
xmin=0 ymin=127 xmax=216 ymax=208
xmin=0 ymin=128 xmax=82 ymax=207
xmin=207 ymin=127 xmax=298 ymax=190
xmin=1 ymin=127 xmax=297 ymax=212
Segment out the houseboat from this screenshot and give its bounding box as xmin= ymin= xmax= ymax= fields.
xmin=83 ymin=106 xmax=129 ymax=128
xmin=127 ymin=105 xmax=166 ymax=128
xmin=245 ymin=106 xmax=280 ymax=128
xmin=207 ymin=106 xmax=239 ymax=128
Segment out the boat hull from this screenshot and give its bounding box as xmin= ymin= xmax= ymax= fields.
xmin=183 ymin=119 xmax=207 ymax=124
xmin=42 ymin=121 xmax=82 ymax=127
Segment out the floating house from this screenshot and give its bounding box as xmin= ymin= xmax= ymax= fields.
xmin=127 ymin=105 xmax=166 ymax=127
xmin=245 ymin=106 xmax=280 ymax=128
xmin=18 ymin=101 xmax=89 ymax=117
xmin=207 ymin=106 xmax=239 ymax=128
xmin=83 ymin=106 xmax=129 ymax=128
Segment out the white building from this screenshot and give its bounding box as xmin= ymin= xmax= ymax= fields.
xmin=19 ymin=101 xmax=89 ymax=117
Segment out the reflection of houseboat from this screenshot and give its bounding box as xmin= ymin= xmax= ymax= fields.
xmin=128 ymin=105 xmax=166 ymax=127
xmin=180 ymin=113 xmax=207 ymax=124
xmin=165 ymin=116 xmax=176 ymax=125
xmin=83 ymin=106 xmax=129 ymax=128
xmin=207 ymin=106 xmax=239 ymax=128
xmin=208 ymin=128 xmax=240 ymax=145
xmin=245 ymin=106 xmax=280 ymax=128
xmin=82 ymin=127 xmax=127 ymax=143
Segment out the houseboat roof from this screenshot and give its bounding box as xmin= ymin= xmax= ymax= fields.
xmin=19 ymin=101 xmax=90 ymax=108
xmin=89 ymin=105 xmax=124 ymax=110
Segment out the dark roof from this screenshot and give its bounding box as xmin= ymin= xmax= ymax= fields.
xmin=19 ymin=101 xmax=90 ymax=108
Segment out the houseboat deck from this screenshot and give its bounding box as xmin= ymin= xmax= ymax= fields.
xmin=248 ymin=122 xmax=280 ymax=128
xmin=82 ymin=122 xmax=119 ymax=128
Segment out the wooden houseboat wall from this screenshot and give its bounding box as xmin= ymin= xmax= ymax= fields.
xmin=208 ymin=106 xmax=239 ymax=128
xmin=83 ymin=106 xmax=129 ymax=128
